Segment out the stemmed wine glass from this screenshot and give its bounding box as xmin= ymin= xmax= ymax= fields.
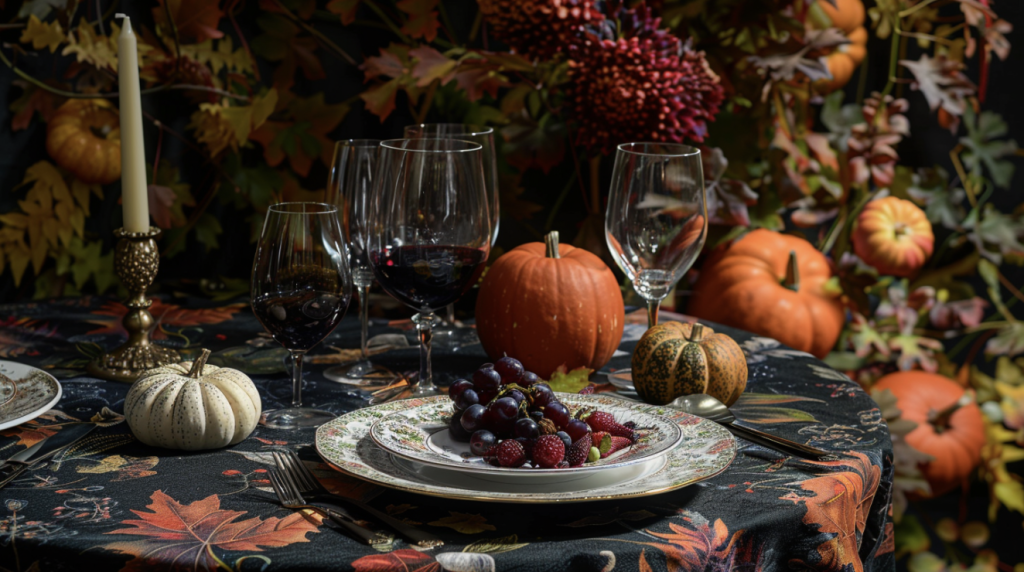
xmin=322 ymin=139 xmax=394 ymax=385
xmin=604 ymin=143 xmax=707 ymax=386
xmin=404 ymin=124 xmax=499 ymax=351
xmin=367 ymin=138 xmax=491 ymax=396
xmin=252 ymin=203 xmax=353 ymax=429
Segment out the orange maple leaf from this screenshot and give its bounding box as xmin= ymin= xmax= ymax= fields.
xmin=86 ymin=299 xmax=243 ymax=340
xmin=641 ymin=515 xmax=743 ymax=572
xmin=351 ymin=549 xmax=439 ymax=572
xmin=0 ymin=411 xmax=80 ymax=447
xmin=779 ymin=451 xmax=882 ymax=572
xmin=103 ymin=490 xmax=320 ymax=572
xmin=153 ymin=0 xmax=225 ymax=43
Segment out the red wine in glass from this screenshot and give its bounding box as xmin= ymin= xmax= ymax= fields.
xmin=371 ymin=245 xmax=488 ymax=311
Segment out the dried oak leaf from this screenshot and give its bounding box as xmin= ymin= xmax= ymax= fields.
xmin=103 ymin=491 xmax=320 ymax=572
xmin=749 ymin=28 xmax=848 ymax=88
xmin=702 ymin=147 xmax=758 ymax=227
xmin=899 ymin=54 xmax=975 ymax=123
xmin=19 ymin=14 xmax=64 ymax=53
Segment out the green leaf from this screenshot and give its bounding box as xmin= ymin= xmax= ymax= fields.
xmin=960 ymin=106 xmax=1018 ymax=188
xmin=964 ymin=204 xmax=1024 ymax=265
xmin=731 ymin=406 xmax=819 ymax=424
xmin=994 ymin=481 xmax=1024 ymax=514
xmin=463 ymin=534 xmax=529 ymax=554
xmin=545 ymin=366 xmax=592 ymax=394
xmin=895 ymin=515 xmax=931 ymax=557
xmin=195 ymin=212 xmax=223 ymax=251
xmin=986 ymin=323 xmax=1024 ymax=358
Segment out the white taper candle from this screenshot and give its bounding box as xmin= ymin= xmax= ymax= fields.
xmin=116 ymin=14 xmax=150 ymax=234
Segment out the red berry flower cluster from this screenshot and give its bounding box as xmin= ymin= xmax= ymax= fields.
xmin=476 ymin=0 xmax=597 ymax=60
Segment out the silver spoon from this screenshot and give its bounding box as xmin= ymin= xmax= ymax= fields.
xmin=669 ymin=393 xmax=835 ymax=460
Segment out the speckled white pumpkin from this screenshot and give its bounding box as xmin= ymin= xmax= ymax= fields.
xmin=125 ymin=349 xmax=262 ymax=451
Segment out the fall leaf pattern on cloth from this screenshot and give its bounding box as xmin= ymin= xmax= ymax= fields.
xmin=102 ymin=491 xmax=321 ymax=572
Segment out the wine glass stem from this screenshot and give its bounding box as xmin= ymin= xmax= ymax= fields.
xmin=411 ymin=313 xmax=437 ymax=392
xmin=358 ymin=283 xmax=371 ymax=360
xmin=290 ymin=351 xmax=305 ymax=408
xmin=647 ymin=299 xmax=661 ymax=329
xmin=446 ymin=303 xmax=456 ymax=325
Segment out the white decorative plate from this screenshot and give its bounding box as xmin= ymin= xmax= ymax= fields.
xmin=369 ymin=393 xmax=683 ymax=483
xmin=0 ymin=361 xmax=62 ymax=431
xmin=316 ymin=395 xmax=736 ymax=503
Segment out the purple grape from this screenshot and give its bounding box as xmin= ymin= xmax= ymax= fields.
xmin=520 ymin=371 xmax=540 ymax=387
xmin=494 ymin=357 xmax=524 ymax=385
xmin=478 ymin=390 xmax=497 ymax=405
xmin=460 ymin=404 xmax=487 ymax=433
xmin=531 ymin=383 xmax=555 ymax=407
xmin=529 ymin=410 xmax=544 ymax=423
xmin=448 ymin=379 xmax=473 ymax=400
xmin=508 ymin=390 xmax=526 ymax=407
xmin=472 ymin=367 xmax=501 ymax=393
xmin=470 ymin=430 xmax=496 ymax=456
xmin=544 ymin=402 xmax=571 ymax=429
xmin=555 ymin=431 xmax=572 ymax=449
xmin=514 ymin=418 xmax=541 ymax=440
xmin=491 ymin=397 xmax=519 ymax=421
xmin=449 ymin=410 xmax=471 ymax=441
xmin=455 ymin=388 xmax=480 ymax=410
xmin=565 ymin=419 xmax=590 ymax=442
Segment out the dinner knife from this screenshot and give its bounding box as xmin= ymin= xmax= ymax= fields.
xmin=0 ymin=421 xmax=99 ymax=488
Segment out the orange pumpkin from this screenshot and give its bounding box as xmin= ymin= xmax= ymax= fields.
xmin=874 ymin=371 xmax=986 ymax=497
xmin=687 ymin=229 xmax=844 ymax=359
xmin=811 ymin=0 xmax=868 ymax=92
xmin=818 ymin=0 xmax=865 ymax=33
xmin=475 ymin=231 xmax=625 ymax=378
xmin=632 ymin=322 xmax=747 ymax=406
xmin=852 ymin=197 xmax=934 ymax=277
xmin=46 ymin=99 xmax=122 ymax=185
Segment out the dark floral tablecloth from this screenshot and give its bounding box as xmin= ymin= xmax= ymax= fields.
xmin=0 ymin=296 xmax=894 ymax=572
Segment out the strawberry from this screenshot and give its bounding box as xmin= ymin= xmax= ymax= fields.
xmin=585 ymin=411 xmax=636 ymax=442
xmin=597 ymin=434 xmax=633 ymax=458
xmin=533 ymin=435 xmax=565 ymax=468
xmin=495 ymin=439 xmax=527 ymax=467
xmin=565 ymin=436 xmax=591 ymax=467
xmin=591 ymin=431 xmax=609 ymax=448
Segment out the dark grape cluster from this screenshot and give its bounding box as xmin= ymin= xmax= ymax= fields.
xmin=447 ymin=357 xmax=599 ymax=468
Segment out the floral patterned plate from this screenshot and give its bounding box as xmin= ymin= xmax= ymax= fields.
xmin=316 ymin=395 xmax=736 ymax=503
xmin=369 ymin=393 xmax=684 ymax=483
xmin=0 ymin=361 xmax=62 ymax=431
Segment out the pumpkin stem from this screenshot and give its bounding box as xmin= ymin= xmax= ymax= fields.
xmin=545 ymin=231 xmax=561 ymax=259
xmin=783 ymin=250 xmax=800 ymax=292
xmin=929 ymin=393 xmax=972 ymax=433
xmin=188 ymin=349 xmax=212 ymax=379
xmin=687 ymin=322 xmax=706 ymax=343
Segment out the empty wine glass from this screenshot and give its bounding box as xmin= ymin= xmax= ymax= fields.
xmin=604 ymin=143 xmax=707 ymax=387
xmin=404 ymin=124 xmax=499 ymax=352
xmin=367 ymin=138 xmax=491 ymax=396
xmin=322 ymin=139 xmax=394 ymax=385
xmin=252 ymin=203 xmax=353 ymax=429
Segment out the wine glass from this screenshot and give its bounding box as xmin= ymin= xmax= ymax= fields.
xmin=367 ymin=138 xmax=491 ymax=396
xmin=322 ymin=139 xmax=394 ymax=385
xmin=252 ymin=202 xmax=353 ymax=429
xmin=403 ymin=124 xmax=499 ymax=352
xmin=604 ymin=143 xmax=707 ymax=387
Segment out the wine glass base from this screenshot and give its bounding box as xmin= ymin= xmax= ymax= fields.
xmin=264 ymin=407 xmax=335 ymax=429
xmin=607 ymin=370 xmax=635 ymax=392
xmin=323 ymin=361 xmax=395 ymax=385
xmin=429 ymin=326 xmax=480 ymax=352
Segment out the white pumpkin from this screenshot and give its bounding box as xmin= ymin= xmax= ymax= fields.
xmin=125 ymin=349 xmax=262 ymax=450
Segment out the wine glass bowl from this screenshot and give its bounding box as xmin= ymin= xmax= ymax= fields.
xmin=252 ymin=202 xmax=353 ymax=429
xmin=368 ymin=138 xmax=491 ymax=395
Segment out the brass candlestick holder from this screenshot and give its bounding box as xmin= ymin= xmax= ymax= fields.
xmin=88 ymin=227 xmax=180 ymax=383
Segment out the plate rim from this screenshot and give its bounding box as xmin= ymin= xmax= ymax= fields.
xmin=315 ymin=397 xmax=737 ymax=504
xmin=0 ymin=361 xmax=63 ymax=432
xmin=368 ymin=394 xmax=685 ymax=478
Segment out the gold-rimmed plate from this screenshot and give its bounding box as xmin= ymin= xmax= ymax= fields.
xmin=316 ymin=395 xmax=736 ymax=503
xmin=0 ymin=361 xmax=62 ymax=431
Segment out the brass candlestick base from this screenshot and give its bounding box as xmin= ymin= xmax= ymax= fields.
xmin=88 ymin=227 xmax=180 ymax=383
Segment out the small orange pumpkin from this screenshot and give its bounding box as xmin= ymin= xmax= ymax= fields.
xmin=46 ymin=98 xmax=122 ymax=185
xmin=687 ymin=229 xmax=844 ymax=359
xmin=475 ymin=231 xmax=625 ymax=378
xmin=811 ymin=0 xmax=868 ymax=92
xmin=874 ymin=371 xmax=985 ymax=497
xmin=852 ymin=196 xmax=934 ymax=277
xmin=818 ymin=0 xmax=865 ymax=33
xmin=632 ymin=322 xmax=747 ymax=406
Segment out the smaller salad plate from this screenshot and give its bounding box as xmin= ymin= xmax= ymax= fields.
xmin=369 ymin=393 xmax=683 ymax=484
xmin=0 ymin=361 xmax=62 ymax=431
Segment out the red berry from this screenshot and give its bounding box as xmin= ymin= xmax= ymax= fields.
xmin=532 ymin=435 xmax=565 ymax=468
xmin=591 ymin=431 xmax=609 ymax=448
xmin=495 ymin=439 xmax=527 ymax=467
xmin=585 ymin=411 xmax=635 ymax=442
xmin=598 ymin=435 xmax=633 ymax=458
xmin=565 ymin=436 xmax=591 ymax=467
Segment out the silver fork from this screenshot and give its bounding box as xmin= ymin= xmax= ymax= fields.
xmin=268 ymin=469 xmax=392 ymax=545
xmin=272 ymin=449 xmax=444 ymax=548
